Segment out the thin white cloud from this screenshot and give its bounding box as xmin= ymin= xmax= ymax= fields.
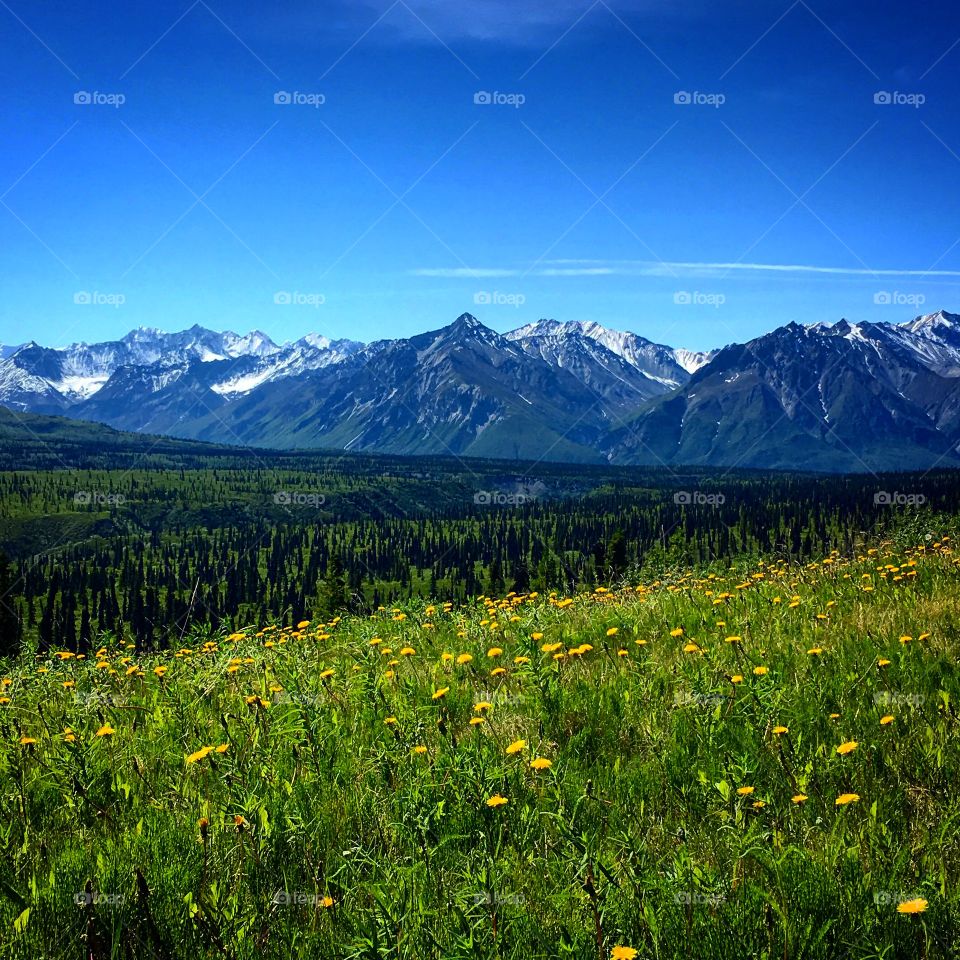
xmin=347 ymin=0 xmax=688 ymax=45
xmin=411 ymin=260 xmax=960 ymax=278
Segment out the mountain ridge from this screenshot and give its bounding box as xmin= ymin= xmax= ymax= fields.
xmin=2 ymin=310 xmax=959 ymax=471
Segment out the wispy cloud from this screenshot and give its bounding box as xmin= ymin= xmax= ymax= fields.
xmin=412 ymin=260 xmax=960 ymax=278
xmin=339 ymin=0 xmax=694 ymax=45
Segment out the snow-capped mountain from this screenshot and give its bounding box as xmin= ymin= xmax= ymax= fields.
xmin=3 ymin=310 xmax=960 ymax=470
xmin=606 ymin=310 xmax=960 ymax=471
xmin=0 ymin=325 xmax=363 ymax=411
xmin=506 ymin=319 xmax=691 ymax=399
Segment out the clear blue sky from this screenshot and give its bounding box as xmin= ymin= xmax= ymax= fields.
xmin=2 ymin=0 xmax=959 ymax=352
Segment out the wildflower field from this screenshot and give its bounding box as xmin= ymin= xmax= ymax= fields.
xmin=1 ymin=538 xmax=959 ymax=959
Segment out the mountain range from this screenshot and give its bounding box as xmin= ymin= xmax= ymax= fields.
xmin=2 ymin=310 xmax=959 ymax=471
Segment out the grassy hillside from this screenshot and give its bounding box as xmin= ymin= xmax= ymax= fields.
xmin=1 ymin=537 xmax=959 ymax=958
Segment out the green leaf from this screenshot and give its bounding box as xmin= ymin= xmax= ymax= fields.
xmin=13 ymin=908 xmax=30 ymax=935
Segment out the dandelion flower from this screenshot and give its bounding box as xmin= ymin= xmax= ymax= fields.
xmin=412 ymin=745 xmax=428 ymax=755
xmin=470 ymin=716 xmax=486 ymax=725
xmin=531 ymin=758 xmax=553 ymax=770
xmin=791 ymin=794 xmax=808 ymax=804
xmin=753 ymin=666 xmax=769 ymax=676
xmin=487 ymin=647 xmax=503 ymax=657
xmin=773 ymin=726 xmax=788 ymax=735
xmin=432 ymin=687 xmax=449 ymax=700
xmin=897 ymin=898 xmax=928 ymax=914
xmin=95 ymin=724 xmax=115 ymax=738
xmin=606 ymin=628 xmax=619 ymax=637
xmin=880 ymin=715 xmax=894 ymax=725
xmin=737 ymin=786 xmax=755 ymax=796
xmin=611 ymin=947 xmax=638 ymax=960
xmin=486 ymin=794 xmax=509 ymax=808
xmin=214 ymin=744 xmax=229 ymax=753
xmin=399 ymin=647 xmax=415 ymax=656
xmin=836 ymin=741 xmax=858 ymax=756
xmin=384 ymin=716 xmax=398 ymax=726
xmin=506 ymin=739 xmax=527 ymax=755
xmin=835 ymin=793 xmax=860 ymax=806
xmin=670 ymin=628 xmax=684 ymax=637
xmin=19 ymin=736 xmax=37 ymax=746
xmin=456 ymin=654 xmax=473 ymax=665
xmin=186 ymin=746 xmax=214 ymax=764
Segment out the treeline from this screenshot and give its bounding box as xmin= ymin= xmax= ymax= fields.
xmin=3 ymin=463 xmax=959 ymax=656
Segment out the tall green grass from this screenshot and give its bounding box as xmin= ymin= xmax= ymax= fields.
xmin=1 ymin=540 xmax=958 ymax=959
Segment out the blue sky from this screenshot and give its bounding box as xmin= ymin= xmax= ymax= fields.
xmin=1 ymin=0 xmax=959 ymax=352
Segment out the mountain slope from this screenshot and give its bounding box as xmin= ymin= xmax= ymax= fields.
xmin=605 ymin=317 xmax=960 ymax=471
xmin=3 ymin=310 xmax=960 ymax=470
xmin=171 ymin=315 xmax=609 ymax=460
